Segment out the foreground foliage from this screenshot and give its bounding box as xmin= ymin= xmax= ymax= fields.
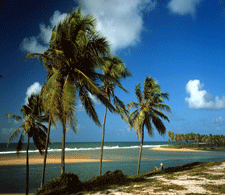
xmin=36 ymin=160 xmax=225 ymax=195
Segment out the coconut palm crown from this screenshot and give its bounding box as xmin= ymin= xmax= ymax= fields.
xmin=24 ymin=6 xmax=117 ymax=174
xmin=127 ymin=76 xmax=170 ymax=174
xmin=99 ymin=55 xmax=132 ymax=175
xmin=7 ymin=93 xmax=48 ymax=195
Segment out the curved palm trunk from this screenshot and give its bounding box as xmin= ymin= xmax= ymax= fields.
xmin=137 ymin=125 xmax=144 ymax=175
xmin=40 ymin=118 xmax=51 ymax=189
xmin=99 ymin=106 xmax=107 ymax=175
xmin=26 ymin=135 xmax=30 ymax=195
xmin=61 ymin=123 xmax=66 ymax=174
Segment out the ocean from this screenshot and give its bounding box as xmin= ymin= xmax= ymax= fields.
xmin=1 ymin=141 xmax=225 ymax=194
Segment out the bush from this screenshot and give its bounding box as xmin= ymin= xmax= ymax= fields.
xmin=83 ymin=170 xmax=127 ymax=190
xmin=36 ymin=173 xmax=83 ymax=195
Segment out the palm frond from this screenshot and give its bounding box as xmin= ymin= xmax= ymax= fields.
xmin=6 ymin=114 xmax=22 ymax=121
xmin=79 ymin=86 xmax=101 ymax=126
xmin=153 ymin=104 xmax=171 ymax=112
xmin=16 ymin=133 xmax=24 ymax=155
xmin=62 ymin=75 xmax=77 ymax=133
xmin=7 ymin=127 xmax=22 ymax=146
xmin=152 ymin=114 xmax=166 ymax=136
xmin=144 ymin=114 xmax=153 ymax=137
xmin=33 ymin=129 xmax=47 ymax=155
xmin=135 ymin=83 xmax=143 ymax=103
xmin=152 ymin=108 xmax=170 ymax=122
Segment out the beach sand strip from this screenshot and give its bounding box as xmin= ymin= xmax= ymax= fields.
xmin=0 ymin=155 xmax=112 ymax=166
xmin=151 ymin=146 xmax=209 ymax=152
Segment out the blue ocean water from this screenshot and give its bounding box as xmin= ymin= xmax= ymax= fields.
xmin=1 ymin=141 xmax=225 ymax=194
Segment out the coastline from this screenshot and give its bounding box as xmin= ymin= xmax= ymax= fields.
xmin=151 ymin=146 xmax=209 ymax=152
xmin=0 ymin=155 xmax=112 ymax=166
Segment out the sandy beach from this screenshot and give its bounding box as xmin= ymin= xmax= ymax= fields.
xmin=151 ymin=146 xmax=209 ymax=152
xmin=0 ymin=155 xmax=112 ymax=166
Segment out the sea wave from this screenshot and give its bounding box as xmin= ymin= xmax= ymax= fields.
xmin=0 ymin=144 xmax=168 ymax=155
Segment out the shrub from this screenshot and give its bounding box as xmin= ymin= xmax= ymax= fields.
xmin=36 ymin=173 xmax=83 ymax=195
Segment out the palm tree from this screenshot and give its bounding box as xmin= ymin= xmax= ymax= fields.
xmin=25 ymin=6 xmax=116 ymax=174
xmin=127 ymin=76 xmax=170 ymax=174
xmin=99 ymin=55 xmax=131 ymax=175
xmin=7 ymin=94 xmax=48 ymax=195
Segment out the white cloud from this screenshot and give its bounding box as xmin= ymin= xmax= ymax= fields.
xmin=185 ymin=80 xmax=225 ymax=109
xmin=78 ymin=0 xmax=156 ymax=52
xmin=20 ymin=11 xmax=67 ymax=53
xmin=21 ymin=1 xmax=156 ymax=53
xmin=167 ymin=0 xmax=203 ymax=16
xmin=25 ymin=82 xmax=42 ymax=104
xmin=21 ymin=37 xmax=48 ymax=53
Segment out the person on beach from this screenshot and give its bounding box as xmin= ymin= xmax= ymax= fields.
xmin=159 ymin=163 xmax=163 ymax=170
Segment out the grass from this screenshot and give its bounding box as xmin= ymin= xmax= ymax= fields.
xmin=36 ymin=160 xmax=225 ymax=195
xmin=153 ymin=183 xmax=185 ymax=192
xmin=202 ymin=184 xmax=225 ymax=194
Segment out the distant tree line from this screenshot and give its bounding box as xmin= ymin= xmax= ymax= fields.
xmin=168 ymin=131 xmax=225 ymax=147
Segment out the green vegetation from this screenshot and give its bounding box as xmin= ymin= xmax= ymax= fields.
xmin=167 ymin=131 xmax=225 ymax=149
xmin=36 ymin=173 xmax=82 ymax=195
xmin=36 ymin=160 xmax=225 ymax=194
xmin=126 ymin=76 xmax=170 ymax=175
xmin=99 ymin=56 xmax=131 ymax=175
xmin=7 ymin=94 xmax=49 ymax=195
xmin=202 ymin=184 xmax=225 ymax=194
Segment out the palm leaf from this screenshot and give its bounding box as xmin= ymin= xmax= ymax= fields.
xmin=152 ymin=108 xmax=170 ymax=122
xmin=16 ymin=133 xmax=24 ymax=155
xmin=6 ymin=114 xmax=22 ymax=121
xmin=152 ymin=113 xmax=166 ymax=136
xmin=7 ymin=127 xmax=22 ymax=146
xmin=79 ymin=86 xmax=101 ymax=126
xmin=135 ymin=83 xmax=143 ymax=103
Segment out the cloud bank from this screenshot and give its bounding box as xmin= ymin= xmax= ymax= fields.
xmin=21 ymin=11 xmax=67 ymax=53
xmin=185 ymin=80 xmax=225 ymax=109
xmin=21 ymin=1 xmax=156 ymax=53
xmin=78 ymin=0 xmax=156 ymax=52
xmin=25 ymin=82 xmax=42 ymax=104
xmin=167 ymin=0 xmax=203 ymax=16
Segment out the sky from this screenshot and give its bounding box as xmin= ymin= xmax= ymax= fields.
xmin=1 ymin=0 xmax=225 ymax=143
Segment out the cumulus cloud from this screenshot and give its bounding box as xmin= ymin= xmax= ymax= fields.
xmin=21 ymin=11 xmax=67 ymax=53
xmin=21 ymin=1 xmax=156 ymax=53
xmin=167 ymin=0 xmax=203 ymax=16
xmin=25 ymin=82 xmax=42 ymax=104
xmin=185 ymin=80 xmax=225 ymax=109
xmin=78 ymin=0 xmax=156 ymax=52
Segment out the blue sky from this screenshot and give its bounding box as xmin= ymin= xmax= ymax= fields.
xmin=1 ymin=0 xmax=225 ymax=143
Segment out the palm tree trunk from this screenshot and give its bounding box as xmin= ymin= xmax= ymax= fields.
xmin=99 ymin=106 xmax=107 ymax=175
xmin=26 ymin=135 xmax=30 ymax=195
xmin=137 ymin=125 xmax=144 ymax=175
xmin=40 ymin=118 xmax=51 ymax=189
xmin=61 ymin=122 xmax=66 ymax=174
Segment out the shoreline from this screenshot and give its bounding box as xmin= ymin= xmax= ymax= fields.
xmin=151 ymin=146 xmax=209 ymax=152
xmin=0 ymin=155 xmax=113 ymax=166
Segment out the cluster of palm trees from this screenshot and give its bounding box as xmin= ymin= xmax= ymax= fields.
xmin=7 ymin=7 xmax=170 ymax=194
xmin=168 ymin=131 xmax=225 ymax=146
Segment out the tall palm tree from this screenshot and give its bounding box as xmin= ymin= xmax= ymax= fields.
xmin=99 ymin=55 xmax=131 ymax=175
xmin=7 ymin=94 xmax=48 ymax=195
xmin=127 ymin=76 xmax=170 ymax=174
xmin=25 ymin=6 xmax=116 ymax=174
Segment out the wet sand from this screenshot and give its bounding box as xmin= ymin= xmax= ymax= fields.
xmin=151 ymin=146 xmax=209 ymax=152
xmin=0 ymin=155 xmax=112 ymax=166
